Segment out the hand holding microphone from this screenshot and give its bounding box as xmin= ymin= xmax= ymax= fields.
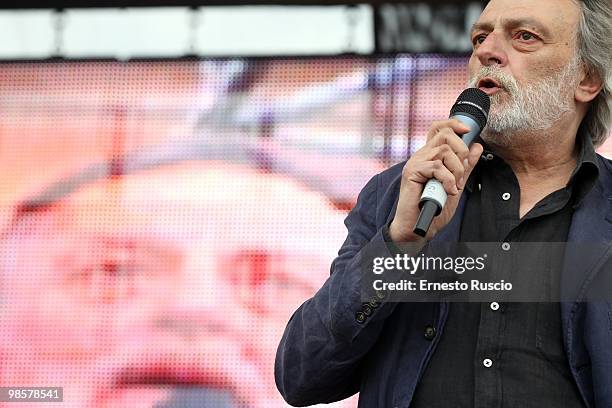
xmin=388 ymin=88 xmax=490 ymax=243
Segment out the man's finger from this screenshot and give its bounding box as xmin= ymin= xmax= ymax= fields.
xmin=467 ymin=143 xmax=484 ymax=168
xmin=427 ymin=128 xmax=470 ymax=162
xmin=459 ymin=143 xmax=484 ymax=189
xmin=413 ymin=160 xmax=459 ymax=196
xmin=426 ymin=119 xmax=470 ymax=142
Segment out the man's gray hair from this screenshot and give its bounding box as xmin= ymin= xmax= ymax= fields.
xmin=575 ymin=0 xmax=612 ymax=147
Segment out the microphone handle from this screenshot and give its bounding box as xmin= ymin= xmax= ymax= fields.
xmin=413 ymin=113 xmax=481 ymax=237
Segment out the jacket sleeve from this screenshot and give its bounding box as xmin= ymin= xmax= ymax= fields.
xmin=274 ymin=173 xmax=409 ymax=406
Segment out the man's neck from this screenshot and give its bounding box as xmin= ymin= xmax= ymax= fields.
xmin=495 ymin=137 xmax=577 ymax=178
xmin=485 ymin=121 xmax=581 ymax=218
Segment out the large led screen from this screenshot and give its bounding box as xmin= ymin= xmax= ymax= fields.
xmin=1 ymin=57 xmax=610 ymax=408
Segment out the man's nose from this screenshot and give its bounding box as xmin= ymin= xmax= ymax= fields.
xmin=474 ymin=32 xmax=508 ymax=67
xmin=154 ymin=310 xmax=230 ymax=340
xmin=153 ymin=270 xmax=237 ymax=338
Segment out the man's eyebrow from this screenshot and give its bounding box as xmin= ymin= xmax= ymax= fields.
xmin=471 ymin=18 xmax=552 ymax=37
xmin=471 ymin=21 xmax=494 ymax=34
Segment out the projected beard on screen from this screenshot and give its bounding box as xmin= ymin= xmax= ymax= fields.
xmin=3 ymin=56 xmax=607 ymax=408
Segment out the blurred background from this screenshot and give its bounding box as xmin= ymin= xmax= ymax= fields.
xmin=0 ymin=1 xmax=610 ymax=407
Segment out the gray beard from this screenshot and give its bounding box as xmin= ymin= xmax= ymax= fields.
xmin=468 ymin=59 xmax=580 ymax=147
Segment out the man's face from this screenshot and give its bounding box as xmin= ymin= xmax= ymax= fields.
xmin=0 ymin=162 xmax=347 ymax=408
xmin=467 ymin=0 xmax=583 ymax=144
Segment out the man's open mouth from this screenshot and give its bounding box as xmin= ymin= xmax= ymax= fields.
xmin=114 ymin=358 xmax=230 ymax=388
xmin=477 ymin=77 xmax=503 ymax=95
xmin=98 ymin=360 xmax=235 ymax=407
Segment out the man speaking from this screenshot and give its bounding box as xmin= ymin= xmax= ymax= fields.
xmin=275 ymin=0 xmax=612 ymax=406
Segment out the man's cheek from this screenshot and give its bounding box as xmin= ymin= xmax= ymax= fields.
xmin=22 ymin=292 xmax=119 ymax=358
xmin=467 ymin=55 xmax=482 ymax=78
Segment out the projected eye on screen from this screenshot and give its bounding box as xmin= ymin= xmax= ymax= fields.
xmin=0 ymin=57 xmax=608 ymax=407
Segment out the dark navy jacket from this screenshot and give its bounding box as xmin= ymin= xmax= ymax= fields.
xmin=275 ymin=154 xmax=612 ymax=407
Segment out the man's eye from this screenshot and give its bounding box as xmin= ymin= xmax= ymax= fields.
xmin=69 ymin=261 xmax=134 ymax=282
xmin=473 ymin=34 xmax=487 ymax=45
xmin=517 ymin=31 xmax=537 ymax=41
xmin=93 ymin=261 xmax=133 ymax=278
xmin=222 ymin=250 xmax=318 ymax=315
xmin=82 ymin=262 xmax=136 ymax=296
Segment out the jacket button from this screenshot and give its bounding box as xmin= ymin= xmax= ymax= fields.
xmin=356 ymin=311 xmax=366 ymax=324
xmin=362 ymin=304 xmax=373 ymax=316
xmin=375 ymin=289 xmax=386 ymax=300
xmin=424 ymin=325 xmax=436 ymax=341
xmin=368 ymin=298 xmax=380 ymax=308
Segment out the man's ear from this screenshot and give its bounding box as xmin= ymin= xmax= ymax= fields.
xmin=575 ymin=64 xmax=603 ymax=103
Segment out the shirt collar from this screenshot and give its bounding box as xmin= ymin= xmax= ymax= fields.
xmin=568 ymin=131 xmax=599 ymax=208
xmin=464 ymin=132 xmax=600 ymax=208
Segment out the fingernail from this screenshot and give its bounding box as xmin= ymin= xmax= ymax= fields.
xmin=458 ymin=177 xmax=464 ymax=188
xmin=463 ymin=158 xmax=469 ymax=168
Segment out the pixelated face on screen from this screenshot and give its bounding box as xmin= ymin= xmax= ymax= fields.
xmin=0 ymin=162 xmax=346 ymax=408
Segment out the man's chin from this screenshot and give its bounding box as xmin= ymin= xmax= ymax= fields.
xmin=480 ymin=127 xmax=517 ymax=148
xmin=481 ymin=123 xmax=546 ymax=149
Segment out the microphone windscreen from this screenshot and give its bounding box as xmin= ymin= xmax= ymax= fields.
xmin=450 ymin=88 xmax=490 ymax=129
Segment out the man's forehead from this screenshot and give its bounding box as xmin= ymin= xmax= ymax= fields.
xmin=476 ymin=0 xmax=580 ymax=35
xmin=64 ymin=163 xmax=330 ymax=208
xmin=12 ymin=162 xmax=346 ymax=249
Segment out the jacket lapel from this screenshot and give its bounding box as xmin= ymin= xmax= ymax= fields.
xmin=561 ymin=157 xmax=612 ymax=303
xmin=561 ymin=155 xmax=612 ymax=407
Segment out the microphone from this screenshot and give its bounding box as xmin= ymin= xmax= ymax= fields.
xmin=413 ymin=88 xmax=490 ymax=237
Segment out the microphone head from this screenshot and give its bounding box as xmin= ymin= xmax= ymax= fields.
xmin=450 ymin=88 xmax=490 ymax=129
